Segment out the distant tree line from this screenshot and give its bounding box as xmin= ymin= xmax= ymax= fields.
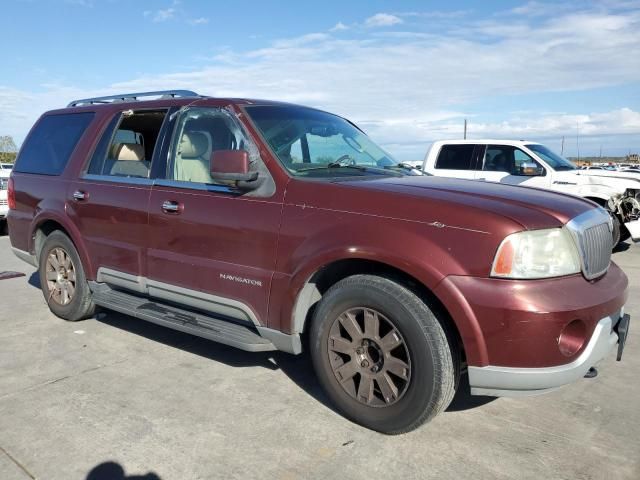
xmin=0 ymin=135 xmax=17 ymax=163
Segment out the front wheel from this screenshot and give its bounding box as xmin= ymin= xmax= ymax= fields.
xmin=39 ymin=231 xmax=95 ymax=321
xmin=310 ymin=275 xmax=459 ymax=434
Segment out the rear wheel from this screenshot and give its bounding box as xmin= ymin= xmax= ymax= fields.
xmin=39 ymin=231 xmax=95 ymax=321
xmin=310 ymin=275 xmax=458 ymax=434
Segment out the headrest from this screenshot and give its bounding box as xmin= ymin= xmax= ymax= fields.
xmin=179 ymin=131 xmax=209 ymax=159
xmin=111 ymin=143 xmax=145 ymax=161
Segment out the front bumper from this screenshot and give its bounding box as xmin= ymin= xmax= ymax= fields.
xmin=468 ymin=310 xmax=630 ymax=396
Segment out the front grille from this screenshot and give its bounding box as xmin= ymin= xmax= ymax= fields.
xmin=567 ymin=209 xmax=612 ymax=280
xmin=0 ymin=199 xmax=7 ymax=206
xmin=581 ymin=223 xmax=612 ymax=278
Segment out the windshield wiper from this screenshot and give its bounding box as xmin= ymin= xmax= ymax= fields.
xmin=296 ymin=164 xmax=368 ymax=173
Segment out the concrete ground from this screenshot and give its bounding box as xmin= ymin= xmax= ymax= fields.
xmin=0 ymin=234 xmax=638 ymax=480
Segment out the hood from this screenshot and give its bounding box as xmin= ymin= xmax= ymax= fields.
xmin=288 ymin=175 xmax=598 ymax=233
xmin=557 ymin=170 xmax=640 ymax=192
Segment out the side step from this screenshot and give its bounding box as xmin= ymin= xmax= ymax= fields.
xmin=90 ymin=284 xmax=276 ymax=352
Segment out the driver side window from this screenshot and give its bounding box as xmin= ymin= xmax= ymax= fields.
xmin=169 ymin=108 xmax=245 ymax=185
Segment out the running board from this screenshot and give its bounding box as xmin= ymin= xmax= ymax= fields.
xmin=90 ymin=283 xmax=277 ymax=352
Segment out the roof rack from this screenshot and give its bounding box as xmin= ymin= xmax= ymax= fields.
xmin=67 ymin=90 xmax=201 ymax=107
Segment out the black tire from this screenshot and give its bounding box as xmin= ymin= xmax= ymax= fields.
xmin=610 ymin=211 xmax=622 ymax=247
xmin=0 ymin=220 xmax=7 ymax=236
xmin=310 ymin=274 xmax=459 ymax=434
xmin=38 ymin=231 xmax=95 ymax=321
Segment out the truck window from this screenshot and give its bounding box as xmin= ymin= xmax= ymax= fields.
xmin=435 ymin=145 xmax=476 ymax=170
xmin=484 ymin=145 xmax=544 ymax=175
xmin=15 ymin=112 xmax=95 ymax=175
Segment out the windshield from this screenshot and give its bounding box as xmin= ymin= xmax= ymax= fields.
xmin=245 ymin=105 xmax=415 ymax=177
xmin=526 ymin=144 xmax=577 ymax=171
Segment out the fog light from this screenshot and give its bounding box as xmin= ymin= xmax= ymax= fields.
xmin=558 ymin=320 xmax=587 ymax=357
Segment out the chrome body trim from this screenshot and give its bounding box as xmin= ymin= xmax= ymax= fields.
xmin=81 ymin=174 xmax=154 ymax=186
xmin=468 ymin=309 xmax=624 ymax=397
xmin=96 ymin=267 xmax=260 ymax=325
xmin=566 ymin=208 xmax=612 ymax=280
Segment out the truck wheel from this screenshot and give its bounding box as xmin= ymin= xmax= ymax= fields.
xmin=608 ymin=212 xmax=630 ymax=246
xmin=310 ymin=275 xmax=458 ymax=434
xmin=38 ymin=231 xmax=95 ymax=321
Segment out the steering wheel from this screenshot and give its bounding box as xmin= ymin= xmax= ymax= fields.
xmin=332 ymin=154 xmax=356 ymax=166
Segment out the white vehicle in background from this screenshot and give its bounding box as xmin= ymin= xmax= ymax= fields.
xmin=0 ymin=166 xmax=11 ymax=233
xmin=0 ymin=163 xmax=13 ymax=170
xmin=422 ymin=140 xmax=640 ymax=246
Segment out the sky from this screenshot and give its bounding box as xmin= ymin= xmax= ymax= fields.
xmin=1 ymin=0 xmax=639 ymax=160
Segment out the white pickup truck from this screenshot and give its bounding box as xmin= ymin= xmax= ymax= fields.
xmin=422 ymin=140 xmax=640 ymax=245
xmin=0 ymin=166 xmax=11 ymax=233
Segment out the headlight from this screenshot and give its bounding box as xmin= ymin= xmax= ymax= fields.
xmin=491 ymin=228 xmax=581 ymax=279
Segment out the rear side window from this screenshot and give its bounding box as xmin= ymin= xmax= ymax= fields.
xmin=15 ymin=112 xmax=94 ymax=175
xmin=435 ymin=144 xmax=476 ymax=170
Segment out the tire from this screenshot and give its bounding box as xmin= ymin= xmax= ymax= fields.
xmin=609 ymin=211 xmax=622 ymax=247
xmin=310 ymin=274 xmax=459 ymax=434
xmin=38 ymin=231 xmax=95 ymax=321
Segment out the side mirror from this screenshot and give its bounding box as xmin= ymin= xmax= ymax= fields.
xmin=519 ymin=162 xmax=543 ymax=176
xmin=210 ymin=150 xmax=258 ymax=183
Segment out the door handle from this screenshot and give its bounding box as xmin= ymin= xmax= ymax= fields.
xmin=72 ymin=190 xmax=88 ymax=201
xmin=161 ymin=200 xmax=182 ymax=214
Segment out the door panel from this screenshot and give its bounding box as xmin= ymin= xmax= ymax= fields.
xmin=145 ymin=106 xmax=281 ymax=326
xmin=147 ymin=184 xmax=281 ymax=325
xmin=66 ymin=178 xmax=152 ymax=278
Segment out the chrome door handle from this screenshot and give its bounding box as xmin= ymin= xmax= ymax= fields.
xmin=72 ymin=190 xmax=88 ymax=201
xmin=161 ymin=200 xmax=181 ymax=214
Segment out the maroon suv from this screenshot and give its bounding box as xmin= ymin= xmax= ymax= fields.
xmin=8 ymin=90 xmax=630 ymax=434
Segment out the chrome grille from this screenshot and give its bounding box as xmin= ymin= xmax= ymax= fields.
xmin=567 ymin=209 xmax=612 ymax=280
xmin=0 ymin=199 xmax=7 ymax=206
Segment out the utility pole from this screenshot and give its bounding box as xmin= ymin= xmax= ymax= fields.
xmin=576 ymin=121 xmax=580 ymax=162
xmin=463 ymin=119 xmax=467 ymax=139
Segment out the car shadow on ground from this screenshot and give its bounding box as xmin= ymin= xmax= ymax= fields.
xmin=86 ymin=461 xmax=160 ymax=480
xmin=28 ymin=270 xmax=496 ymax=420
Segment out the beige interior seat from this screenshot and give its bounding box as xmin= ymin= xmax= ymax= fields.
xmin=175 ymin=131 xmax=213 ymax=183
xmin=108 ymin=143 xmax=150 ymax=177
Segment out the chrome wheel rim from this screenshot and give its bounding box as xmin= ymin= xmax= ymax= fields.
xmin=327 ymin=307 xmax=411 ymax=407
xmin=45 ymin=247 xmax=76 ymax=306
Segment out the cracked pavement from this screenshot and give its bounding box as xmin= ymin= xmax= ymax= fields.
xmin=0 ymin=235 xmax=639 ymax=479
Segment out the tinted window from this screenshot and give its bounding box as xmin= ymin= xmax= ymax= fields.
xmin=15 ymin=113 xmax=94 ymax=175
xmin=435 ymin=145 xmax=476 ymax=170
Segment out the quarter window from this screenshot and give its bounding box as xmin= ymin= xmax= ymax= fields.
xmin=434 ymin=145 xmax=476 ymax=170
xmin=15 ymin=112 xmax=94 ymax=175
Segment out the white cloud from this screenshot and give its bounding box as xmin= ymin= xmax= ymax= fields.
xmin=330 ymin=22 xmax=349 ymax=32
xmin=151 ymin=7 xmax=175 ymax=22
xmin=3 ymin=5 xmax=640 ymax=158
xmin=189 ymin=17 xmax=209 ymax=25
xmin=365 ymin=13 xmax=403 ymax=28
